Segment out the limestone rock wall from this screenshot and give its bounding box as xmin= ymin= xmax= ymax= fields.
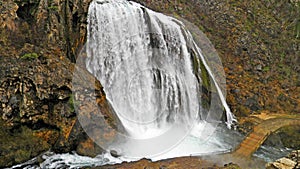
xmin=0 ymin=0 xmax=92 ymax=62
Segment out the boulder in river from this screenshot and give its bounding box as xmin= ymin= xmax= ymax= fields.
xmin=266 ymin=150 xmax=300 ymax=169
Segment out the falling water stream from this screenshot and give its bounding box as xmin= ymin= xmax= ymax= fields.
xmin=84 ymin=0 xmax=234 ymax=157
xmin=83 ymin=0 xmax=237 ymax=160
xmin=86 ymin=0 xmax=236 ymax=133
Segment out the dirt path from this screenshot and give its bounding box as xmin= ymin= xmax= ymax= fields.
xmin=232 ymin=115 xmax=300 ymax=158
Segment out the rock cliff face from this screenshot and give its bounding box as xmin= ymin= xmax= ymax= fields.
xmin=0 ymin=55 xmax=73 ymax=166
xmin=0 ymin=1 xmax=119 ymax=167
xmin=0 ymin=0 xmax=92 ymax=62
xmin=0 ymin=51 xmax=121 ymax=167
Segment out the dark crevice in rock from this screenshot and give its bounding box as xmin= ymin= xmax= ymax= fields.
xmin=64 ymin=0 xmax=76 ymax=63
xmin=15 ymin=1 xmax=37 ymax=24
xmin=72 ymin=12 xmax=80 ymax=30
xmin=24 ymin=119 xmax=60 ymax=131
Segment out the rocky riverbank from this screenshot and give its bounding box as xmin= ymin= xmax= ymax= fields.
xmin=96 ymin=157 xmax=242 ymax=169
xmin=266 ymin=150 xmax=300 ymax=169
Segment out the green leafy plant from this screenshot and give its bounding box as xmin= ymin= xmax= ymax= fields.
xmin=20 ymin=53 xmax=39 ymax=60
xmin=263 ymin=66 xmax=270 ymax=72
xmin=48 ymin=6 xmax=58 ymax=11
xmin=68 ymin=94 xmax=78 ymax=113
xmin=296 ymin=19 xmax=300 ymax=38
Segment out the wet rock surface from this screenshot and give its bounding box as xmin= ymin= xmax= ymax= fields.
xmin=266 ymin=150 xmax=300 ymax=169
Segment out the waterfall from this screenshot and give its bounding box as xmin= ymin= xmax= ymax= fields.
xmin=7 ymin=2 xmax=239 ymax=168
xmin=85 ymin=0 xmax=236 ymax=158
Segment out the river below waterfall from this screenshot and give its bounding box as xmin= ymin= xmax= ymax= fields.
xmin=8 ymin=126 xmax=293 ymax=169
xmin=9 ymin=123 xmax=244 ymax=169
xmin=253 ymin=145 xmax=293 ymax=163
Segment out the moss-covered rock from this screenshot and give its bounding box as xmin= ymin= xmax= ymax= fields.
xmin=274 ymin=125 xmax=300 ymax=149
xmin=0 ymin=123 xmax=50 ymax=166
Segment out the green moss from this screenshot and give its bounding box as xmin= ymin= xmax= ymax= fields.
xmin=48 ymin=6 xmax=58 ymax=11
xmin=68 ymin=94 xmax=79 ymax=113
xmin=276 ymin=125 xmax=300 ymax=149
xmin=296 ymin=19 xmax=300 ymax=38
xmin=0 ymin=123 xmax=50 ymax=167
xmin=191 ymin=51 xmax=199 ymax=74
xmin=68 ymin=94 xmax=75 ymax=113
xmin=263 ymin=66 xmax=270 ymax=72
xmin=200 ymin=61 xmax=211 ymax=91
xmin=280 ymin=52 xmax=285 ymax=62
xmin=190 ymin=49 xmax=213 ymax=92
xmin=20 ymin=53 xmax=39 ymax=60
xmin=15 ymin=149 xmax=31 ymax=163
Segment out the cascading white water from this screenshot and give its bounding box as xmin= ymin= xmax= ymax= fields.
xmin=86 ymin=0 xmax=201 ymax=138
xmin=8 ymin=2 xmax=240 ymax=166
xmin=85 ymin=0 xmax=236 ymax=158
